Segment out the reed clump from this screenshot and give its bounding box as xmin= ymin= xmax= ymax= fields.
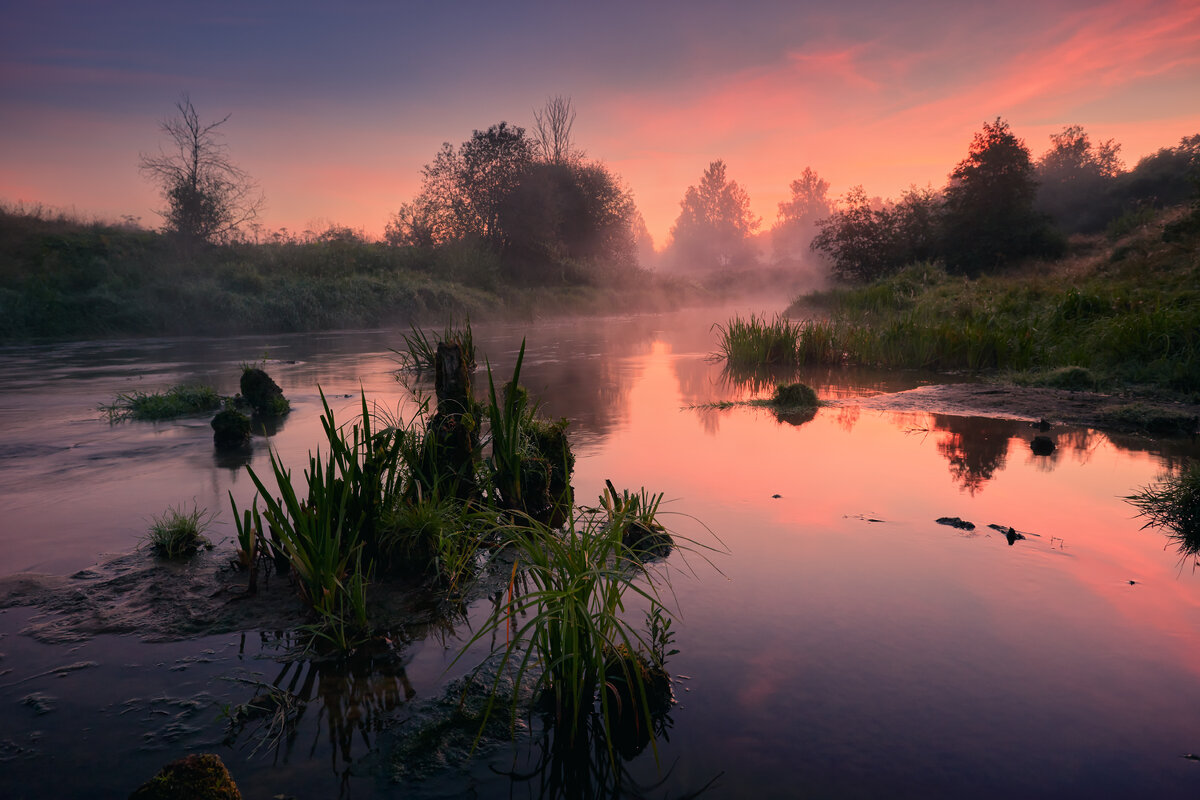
xmin=1127 ymin=463 xmax=1200 ymax=559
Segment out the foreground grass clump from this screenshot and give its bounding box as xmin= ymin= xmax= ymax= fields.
xmin=219 ymin=333 xmax=709 ymax=758
xmin=144 ymin=503 xmax=216 ymax=559
xmin=101 ymin=384 xmax=222 ymax=422
xmin=1127 ymin=463 xmax=1200 ymax=559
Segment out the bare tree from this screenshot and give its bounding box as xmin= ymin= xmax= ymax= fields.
xmin=139 ymin=94 xmax=263 ymax=243
xmin=532 ymin=95 xmax=579 ymax=165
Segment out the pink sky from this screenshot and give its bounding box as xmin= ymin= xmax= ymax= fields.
xmin=2 ymin=0 xmax=1198 ymax=247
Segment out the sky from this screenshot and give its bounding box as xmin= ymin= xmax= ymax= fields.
xmin=2 ymin=0 xmax=1199 ymax=247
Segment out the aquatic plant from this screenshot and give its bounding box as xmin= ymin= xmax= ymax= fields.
xmin=770 ymin=381 xmax=819 ymax=408
xmin=461 ymin=509 xmax=673 ymax=753
xmin=1126 ymin=463 xmax=1200 ymax=558
xmin=393 ymin=318 xmax=477 ymax=374
xmin=101 ymin=383 xmax=222 ymax=422
xmin=143 ymin=503 xmax=216 ymax=559
xmin=713 ymin=313 xmax=802 ymax=367
xmin=484 ymin=340 xmax=575 ymax=521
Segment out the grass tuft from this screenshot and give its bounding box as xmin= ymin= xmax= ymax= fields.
xmin=144 ymin=503 xmax=216 ymax=559
xmin=1126 ymin=463 xmax=1200 ymax=559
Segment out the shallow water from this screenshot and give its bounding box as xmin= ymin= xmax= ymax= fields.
xmin=2 ymin=308 xmax=1199 ymax=798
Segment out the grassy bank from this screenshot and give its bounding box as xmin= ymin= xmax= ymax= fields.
xmin=0 ymin=208 xmax=693 ymax=341
xmin=773 ymin=206 xmax=1200 ymax=395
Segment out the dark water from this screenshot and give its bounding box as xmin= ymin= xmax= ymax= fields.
xmin=2 ymin=308 xmax=1199 ymax=798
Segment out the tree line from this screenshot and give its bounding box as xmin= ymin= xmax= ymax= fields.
xmin=138 ymin=97 xmax=1199 ymax=286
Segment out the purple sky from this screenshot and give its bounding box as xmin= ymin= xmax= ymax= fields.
xmin=2 ymin=0 xmax=1198 ymax=245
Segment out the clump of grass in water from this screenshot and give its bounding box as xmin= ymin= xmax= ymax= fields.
xmin=144 ymin=503 xmax=216 ymax=559
xmin=713 ymin=313 xmax=802 ymax=367
xmin=101 ymin=384 xmax=222 ymax=422
xmin=770 ymin=382 xmax=818 ymax=408
xmin=1126 ymin=463 xmax=1200 ymax=559
xmin=393 ymin=318 xmax=477 ymax=374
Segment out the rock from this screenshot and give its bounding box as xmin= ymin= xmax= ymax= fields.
xmin=1031 ymin=435 xmax=1055 ymax=455
xmin=129 ymin=753 xmax=241 ymax=799
xmin=1004 ymin=526 xmax=1026 ymax=546
xmin=936 ymin=517 xmax=975 ymax=531
xmin=1033 ymin=418 xmax=1051 ymax=431
xmin=239 ymin=368 xmax=288 ymax=417
xmin=211 ymin=409 xmax=251 ymax=449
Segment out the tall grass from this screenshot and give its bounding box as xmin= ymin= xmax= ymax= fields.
xmin=712 ymin=313 xmax=803 ymax=367
xmin=143 ymin=503 xmax=215 ymax=559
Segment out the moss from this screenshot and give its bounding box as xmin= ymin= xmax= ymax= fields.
xmin=211 ymin=408 xmax=251 ymax=448
xmin=239 ymin=367 xmax=289 ymax=416
xmin=128 ymin=753 xmax=241 ymax=800
xmin=770 ymin=382 xmax=819 ymax=408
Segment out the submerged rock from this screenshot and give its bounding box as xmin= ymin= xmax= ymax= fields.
xmin=128 ymin=752 xmax=241 ymax=800
xmin=936 ymin=516 xmax=976 ymax=531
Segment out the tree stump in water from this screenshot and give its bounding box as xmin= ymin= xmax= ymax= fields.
xmin=426 ymin=341 xmax=478 ymax=500
xmin=435 ymin=342 xmax=470 ymax=413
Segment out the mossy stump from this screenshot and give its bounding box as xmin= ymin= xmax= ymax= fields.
xmin=240 ymin=367 xmax=289 ymax=416
xmin=129 ymin=753 xmax=241 ymax=800
xmin=211 ymin=408 xmax=251 ymax=448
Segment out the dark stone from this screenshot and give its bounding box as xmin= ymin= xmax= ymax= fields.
xmin=1033 ymin=418 xmax=1051 ymax=431
xmin=1004 ymin=526 xmax=1026 ymax=546
xmin=936 ymin=516 xmax=976 ymax=530
xmin=211 ymin=409 xmax=251 ymax=449
xmin=1031 ymin=435 xmax=1056 ymax=455
xmin=240 ymin=368 xmax=288 ymax=417
xmin=129 ymin=753 xmax=242 ymax=799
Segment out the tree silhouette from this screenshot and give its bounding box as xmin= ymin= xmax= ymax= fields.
xmin=669 ymin=160 xmax=760 ymax=270
xmin=772 ymin=167 xmax=831 ymax=260
xmin=941 ymin=118 xmax=1061 ymax=273
xmin=138 ymin=94 xmax=262 ymax=243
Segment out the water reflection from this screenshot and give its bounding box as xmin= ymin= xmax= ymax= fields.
xmin=931 ymin=415 xmax=1015 ymax=495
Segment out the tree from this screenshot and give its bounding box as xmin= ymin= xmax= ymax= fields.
xmin=772 ymin=167 xmax=832 ymax=260
xmin=941 ymin=118 xmax=1061 ymax=273
xmin=669 ymin=160 xmax=760 ymax=270
xmin=811 ymin=185 xmax=941 ymax=283
xmin=387 ymin=123 xmax=533 ymax=248
xmin=1036 ymin=125 xmax=1123 ymax=232
xmin=138 ymin=94 xmax=263 ymax=243
xmin=532 ymin=95 xmax=580 ymax=166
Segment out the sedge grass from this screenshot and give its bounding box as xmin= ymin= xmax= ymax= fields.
xmin=1126 ymin=463 xmax=1200 ymax=560
xmin=101 ymin=383 xmax=222 ymax=422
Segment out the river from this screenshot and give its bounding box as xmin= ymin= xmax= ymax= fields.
xmin=1 ymin=307 xmax=1199 ymax=798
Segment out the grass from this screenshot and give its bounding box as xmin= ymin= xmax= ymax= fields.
xmin=101 ymin=383 xmax=222 ymax=422
xmin=712 ymin=313 xmax=803 ymax=367
xmin=393 ymin=318 xmax=477 ymax=374
xmin=1126 ymin=463 xmax=1200 ymax=561
xmin=144 ymin=503 xmax=216 ymax=559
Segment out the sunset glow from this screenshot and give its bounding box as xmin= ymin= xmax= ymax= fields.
xmin=2 ymin=0 xmax=1198 ymax=246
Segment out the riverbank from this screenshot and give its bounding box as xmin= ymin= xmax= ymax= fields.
xmin=0 ymin=207 xmax=709 ymax=341
xmin=784 ymin=204 xmax=1200 ymax=397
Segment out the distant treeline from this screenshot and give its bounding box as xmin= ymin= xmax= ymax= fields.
xmin=807 ymin=121 xmax=1200 ymax=281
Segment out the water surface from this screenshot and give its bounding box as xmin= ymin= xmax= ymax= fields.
xmin=2 ymin=308 xmax=1198 ymax=798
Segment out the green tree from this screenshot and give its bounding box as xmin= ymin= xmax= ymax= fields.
xmin=386 ymin=123 xmax=533 ymax=248
xmin=772 ymin=167 xmax=832 ymax=261
xmin=669 ymin=160 xmax=760 ymax=270
xmin=941 ymin=118 xmax=1061 ymax=273
xmin=811 ymin=185 xmax=941 ymax=283
xmin=138 ymin=94 xmax=263 ymax=243
xmin=1036 ymin=125 xmax=1123 ymax=232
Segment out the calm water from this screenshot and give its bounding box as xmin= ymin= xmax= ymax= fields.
xmin=2 ymin=308 xmax=1199 ymax=799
